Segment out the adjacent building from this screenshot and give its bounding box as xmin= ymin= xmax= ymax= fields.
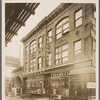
xmin=21 ymin=3 xmax=96 ymax=100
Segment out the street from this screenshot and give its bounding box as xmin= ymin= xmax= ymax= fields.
xmin=5 ymin=96 xmax=49 ymax=100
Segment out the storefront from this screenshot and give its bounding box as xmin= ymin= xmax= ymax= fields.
xmin=25 ymin=74 xmax=45 ymax=95
xmin=69 ymin=67 xmax=96 ymax=100
xmin=50 ymin=71 xmax=70 ymax=99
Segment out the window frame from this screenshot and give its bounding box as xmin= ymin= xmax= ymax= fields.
xmin=47 ymin=52 xmax=52 ymax=67
xmin=29 ymin=58 xmax=36 ymax=72
xmin=75 ymin=8 xmax=82 ymax=28
xmin=74 ymin=40 xmax=82 ymax=55
xmin=56 ymin=17 xmax=69 ymax=39
xmin=55 ymin=43 xmax=68 ymax=65
xmin=38 ymin=57 xmax=42 ymax=70
xmin=38 ymin=37 xmax=42 ymax=48
xmin=30 ymin=40 xmax=36 ymax=54
xmin=47 ymin=30 xmax=52 ymax=43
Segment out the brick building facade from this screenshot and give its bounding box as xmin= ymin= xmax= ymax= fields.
xmin=21 ymin=3 xmax=96 ymax=100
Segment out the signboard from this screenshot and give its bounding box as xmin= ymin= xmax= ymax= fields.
xmin=5 ymin=56 xmax=21 ymax=67
xmin=87 ymin=82 xmax=96 ymax=88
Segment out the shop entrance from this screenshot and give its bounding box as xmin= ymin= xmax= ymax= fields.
xmin=13 ymin=76 xmax=23 ymax=96
xmin=44 ymin=73 xmax=51 ymax=96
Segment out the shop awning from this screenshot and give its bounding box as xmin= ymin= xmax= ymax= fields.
xmin=69 ymin=67 xmax=95 ymax=76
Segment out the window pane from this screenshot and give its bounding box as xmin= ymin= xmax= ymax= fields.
xmin=63 ymin=18 xmax=69 ymax=23
xmin=48 ymin=60 xmax=51 ymax=66
xmin=57 ymin=21 xmax=62 ymax=28
xmin=75 ymin=50 xmax=81 ymax=55
xmin=34 ymin=48 xmax=36 ymax=52
xmin=63 ymin=23 xmax=69 ymax=30
xmin=56 ymin=54 xmax=58 ymax=59
xmin=62 ymin=57 xmax=68 ymax=62
xmin=75 ymin=40 xmax=81 ymax=51
xmin=63 ymin=28 xmax=69 ymax=34
xmin=94 ymin=10 xmax=96 ymax=18
xmin=58 ymin=53 xmax=61 ymax=58
xmin=49 ymin=53 xmax=51 ymax=59
xmin=48 ymin=30 xmax=52 ymax=37
xmin=56 ymin=60 xmax=58 ymax=65
xmin=39 ymin=64 xmax=41 ymax=69
xmin=39 ymin=57 xmax=41 ymax=63
xmin=56 ymin=48 xmax=58 ymax=53
xmin=49 ymin=38 xmax=52 ymax=42
xmin=75 ymin=9 xmax=82 ymax=19
xmin=56 ymin=28 xmax=62 ymax=34
xmin=62 ymin=44 xmax=68 ymax=50
xmin=75 ymin=18 xmax=82 ymax=27
xmin=62 ymin=51 xmax=68 ymax=57
xmin=57 ymin=33 xmax=62 ymax=39
xmin=39 ymin=37 xmax=42 ymax=43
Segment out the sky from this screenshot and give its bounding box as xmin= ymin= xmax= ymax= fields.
xmin=5 ymin=2 xmax=61 ymax=77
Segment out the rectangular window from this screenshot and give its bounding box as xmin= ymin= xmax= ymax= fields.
xmin=25 ymin=46 xmax=28 ymax=55
xmin=38 ymin=57 xmax=42 ymax=70
xmin=30 ymin=40 xmax=36 ymax=53
xmin=25 ymin=62 xmax=28 ymax=73
xmin=47 ymin=52 xmax=52 ymax=67
xmin=55 ymin=44 xmax=68 ymax=65
xmin=75 ymin=9 xmax=82 ymax=27
xmin=30 ymin=58 xmax=36 ymax=72
xmin=74 ymin=40 xmax=81 ymax=55
xmin=38 ymin=37 xmax=42 ymax=48
xmin=47 ymin=30 xmax=52 ymax=43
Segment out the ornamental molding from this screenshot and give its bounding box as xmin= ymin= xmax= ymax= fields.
xmin=21 ymin=3 xmax=72 ymax=43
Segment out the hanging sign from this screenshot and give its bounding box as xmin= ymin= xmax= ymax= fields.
xmin=87 ymin=82 xmax=96 ymax=88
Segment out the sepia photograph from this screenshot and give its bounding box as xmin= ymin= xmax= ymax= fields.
xmin=3 ymin=0 xmax=98 ymax=100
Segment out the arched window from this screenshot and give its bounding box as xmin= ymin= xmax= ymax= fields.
xmin=56 ymin=17 xmax=69 ymax=39
xmin=30 ymin=40 xmax=36 ymax=54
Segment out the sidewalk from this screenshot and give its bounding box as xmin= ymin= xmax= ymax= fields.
xmin=5 ymin=96 xmax=49 ymax=100
xmin=25 ymin=97 xmax=49 ymax=100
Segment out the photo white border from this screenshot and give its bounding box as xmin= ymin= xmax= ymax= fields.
xmin=2 ymin=0 xmax=99 ymax=100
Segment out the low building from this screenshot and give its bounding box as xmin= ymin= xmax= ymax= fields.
xmin=21 ymin=3 xmax=96 ymax=100
xmin=11 ymin=67 xmax=23 ymax=97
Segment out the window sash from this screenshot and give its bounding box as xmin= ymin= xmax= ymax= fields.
xmin=30 ymin=41 xmax=36 ymax=53
xmin=38 ymin=63 xmax=42 ymax=69
xmin=55 ymin=44 xmax=68 ymax=65
xmin=38 ymin=37 xmax=42 ymax=48
xmin=56 ymin=17 xmax=69 ymax=39
xmin=74 ymin=40 xmax=81 ymax=55
xmin=75 ymin=40 xmax=81 ymax=51
xmin=75 ymin=9 xmax=82 ymax=27
xmin=75 ymin=9 xmax=82 ymax=20
xmin=75 ymin=17 xmax=82 ymax=27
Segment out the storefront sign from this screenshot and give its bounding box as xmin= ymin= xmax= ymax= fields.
xmin=87 ymin=82 xmax=96 ymax=88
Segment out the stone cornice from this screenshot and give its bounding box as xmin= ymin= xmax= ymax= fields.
xmin=21 ymin=3 xmax=73 ymax=43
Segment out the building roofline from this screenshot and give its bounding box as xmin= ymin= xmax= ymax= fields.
xmin=21 ymin=3 xmax=73 ymax=43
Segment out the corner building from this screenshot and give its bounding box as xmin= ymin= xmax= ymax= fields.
xmin=21 ymin=3 xmax=96 ymax=100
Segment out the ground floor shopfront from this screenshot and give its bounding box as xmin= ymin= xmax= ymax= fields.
xmin=22 ymin=65 xmax=96 ymax=100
